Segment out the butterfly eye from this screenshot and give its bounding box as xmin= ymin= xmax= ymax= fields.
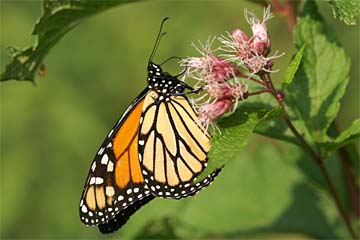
xmin=176 ymin=85 xmax=185 ymax=93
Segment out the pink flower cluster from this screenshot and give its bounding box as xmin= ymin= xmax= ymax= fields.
xmin=181 ymin=6 xmax=283 ymax=129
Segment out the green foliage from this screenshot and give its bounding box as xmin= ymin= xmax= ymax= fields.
xmin=328 ymin=0 xmax=360 ymax=25
xmin=0 ymin=0 xmax=137 ymax=83
xmin=1 ymin=0 xmax=358 ymax=239
xmin=256 ymin=1 xmax=357 ymax=159
xmin=255 ymin=117 xmax=299 ymax=146
xmin=198 ymin=106 xmax=283 ymax=181
xmin=282 ymin=44 xmax=305 ymax=90
xmin=320 ymin=119 xmax=360 ymax=154
xmin=123 ymin=142 xmax=348 ymax=239
xmin=289 ymin=0 xmax=351 ymax=145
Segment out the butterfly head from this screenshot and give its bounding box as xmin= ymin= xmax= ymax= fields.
xmin=147 ymin=61 xmax=185 ymax=98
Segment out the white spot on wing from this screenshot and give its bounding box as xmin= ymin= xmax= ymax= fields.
xmin=98 ymin=147 xmax=105 ymax=155
xmin=101 ymin=154 xmax=109 ymax=165
xmin=95 ymin=177 xmax=104 ymax=185
xmin=81 ymin=205 xmax=88 ymax=213
xmin=91 ymin=162 xmax=96 ymax=172
xmin=107 ymin=161 xmax=114 ymax=172
xmin=105 ymin=186 xmax=115 ymax=197
xmin=108 ymin=129 xmax=114 ymax=138
xmin=89 ymin=177 xmax=96 ymax=185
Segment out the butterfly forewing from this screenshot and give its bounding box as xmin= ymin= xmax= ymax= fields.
xmin=79 ymin=89 xmax=152 ymax=226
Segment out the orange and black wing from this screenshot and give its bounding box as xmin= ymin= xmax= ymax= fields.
xmin=138 ymin=90 xmax=220 ymax=199
xmin=79 ymin=88 xmax=154 ymax=233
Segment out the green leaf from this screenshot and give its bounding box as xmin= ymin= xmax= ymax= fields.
xmin=254 ymin=106 xmax=300 ymax=146
xmin=197 ymin=106 xmax=281 ymax=181
xmin=287 ymin=0 xmax=351 ymax=143
xmin=1 ymin=0 xmax=138 ymax=83
xmin=282 ymin=44 xmax=305 ymax=90
xmin=328 ymin=0 xmax=360 ymax=25
xmin=255 ymin=118 xmax=299 ymax=146
xmin=320 ymin=118 xmax=360 ymax=153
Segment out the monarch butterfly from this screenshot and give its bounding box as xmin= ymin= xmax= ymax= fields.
xmin=79 ymin=18 xmax=221 ymax=234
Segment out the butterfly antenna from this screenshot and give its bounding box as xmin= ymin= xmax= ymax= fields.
xmin=149 ymin=17 xmax=169 ymax=62
xmin=160 ymin=56 xmax=182 ymax=66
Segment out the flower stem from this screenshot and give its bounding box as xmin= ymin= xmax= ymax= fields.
xmin=247 ymin=89 xmax=270 ymax=97
xmin=238 ymin=73 xmax=266 ymax=86
xmin=262 ymin=74 xmax=357 ymax=239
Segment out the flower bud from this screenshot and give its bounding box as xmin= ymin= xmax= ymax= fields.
xmin=199 ymin=99 xmax=233 ymax=124
xmin=276 ymin=91 xmax=284 ymax=102
xmin=251 ymin=36 xmax=271 ymax=56
xmin=244 ymin=55 xmax=266 ymax=74
xmin=209 ymin=56 xmax=238 ymax=83
xmin=232 ymin=29 xmax=249 ymax=44
xmin=265 ymin=60 xmax=273 ymax=70
xmin=227 ymin=83 xmax=248 ymax=100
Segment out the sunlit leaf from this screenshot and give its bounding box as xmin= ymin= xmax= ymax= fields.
xmin=1 ymin=0 xmax=138 ymax=83
xmin=328 ymin=0 xmax=360 ymax=25
xmin=282 ymin=44 xmax=306 ymax=90
xmin=286 ymin=0 xmax=351 ymax=143
xmin=320 ymin=119 xmax=360 ymax=153
xmin=197 ymin=106 xmax=282 ymax=181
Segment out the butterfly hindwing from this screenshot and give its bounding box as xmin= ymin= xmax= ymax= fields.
xmin=138 ymin=62 xmax=221 ymax=198
xmin=80 ymin=88 xmax=153 ymax=227
xmin=98 ymin=195 xmax=155 ymax=234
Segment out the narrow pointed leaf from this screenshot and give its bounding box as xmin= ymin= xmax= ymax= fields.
xmin=320 ymin=119 xmax=360 ymax=153
xmin=282 ymin=44 xmax=306 ymax=90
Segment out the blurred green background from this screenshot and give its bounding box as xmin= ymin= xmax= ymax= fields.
xmin=1 ymin=1 xmax=358 ymax=239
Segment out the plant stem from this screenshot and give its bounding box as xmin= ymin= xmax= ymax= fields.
xmin=247 ymin=89 xmax=270 ymax=97
xmin=261 ymin=74 xmax=357 ymax=239
xmin=238 ymin=73 xmax=265 ymax=86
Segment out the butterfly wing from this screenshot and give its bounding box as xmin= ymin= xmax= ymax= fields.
xmin=138 ymin=90 xmax=220 ymax=198
xmin=98 ymin=195 xmax=154 ymax=234
xmin=79 ymin=88 xmax=153 ymax=228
